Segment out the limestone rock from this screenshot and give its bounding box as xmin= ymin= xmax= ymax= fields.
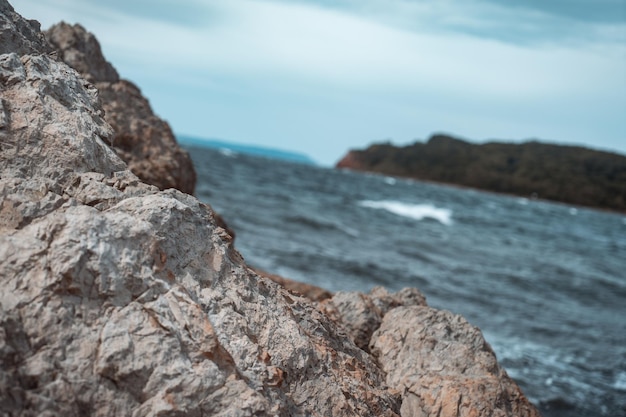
xmin=370 ymin=306 xmax=541 ymax=417
xmin=45 ymin=22 xmax=197 ymax=195
xmin=0 ymin=186 xmax=400 ymax=416
xmin=322 ymin=287 xmax=540 ymax=416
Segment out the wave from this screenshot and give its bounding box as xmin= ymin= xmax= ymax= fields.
xmin=614 ymin=372 xmax=626 ymax=391
xmin=359 ymin=200 xmax=453 ymax=225
xmin=218 ymin=148 xmax=237 ymax=157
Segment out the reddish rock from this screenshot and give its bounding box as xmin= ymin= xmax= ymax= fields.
xmin=336 ymin=150 xmax=366 ymax=170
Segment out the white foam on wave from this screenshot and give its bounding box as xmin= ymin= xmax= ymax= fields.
xmin=614 ymin=372 xmax=626 ymax=391
xmin=359 ymin=200 xmax=453 ymax=225
xmin=218 ymin=148 xmax=236 ymax=157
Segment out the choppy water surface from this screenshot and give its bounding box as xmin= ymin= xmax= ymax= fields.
xmin=185 ymin=144 xmax=626 ymax=417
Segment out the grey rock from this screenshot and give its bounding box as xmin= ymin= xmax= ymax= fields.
xmin=1 ymin=11 xmax=399 ymax=417
xmin=321 ymin=288 xmax=541 ymax=416
xmin=0 ymin=52 xmax=124 ymax=188
xmin=256 ymin=268 xmax=333 ymax=302
xmin=321 ymin=286 xmax=427 ymax=351
xmin=0 ymin=0 xmax=52 ymax=56
xmin=45 ymin=22 xmax=197 ymax=195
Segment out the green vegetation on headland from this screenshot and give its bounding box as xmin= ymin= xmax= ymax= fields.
xmin=336 ymin=134 xmax=626 ymax=212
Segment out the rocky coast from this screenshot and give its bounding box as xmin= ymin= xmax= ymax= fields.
xmin=337 ymin=135 xmax=626 ymax=212
xmin=0 ymin=2 xmax=540 ymax=415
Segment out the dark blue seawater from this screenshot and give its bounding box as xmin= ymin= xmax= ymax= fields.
xmin=184 ymin=144 xmax=626 ymax=417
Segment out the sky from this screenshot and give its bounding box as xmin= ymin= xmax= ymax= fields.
xmin=14 ymin=0 xmax=626 ymax=165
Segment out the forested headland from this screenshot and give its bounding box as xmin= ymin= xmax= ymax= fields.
xmin=336 ymin=134 xmax=626 ymax=212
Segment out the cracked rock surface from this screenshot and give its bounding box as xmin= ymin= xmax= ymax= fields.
xmin=0 ymin=1 xmax=541 ymax=416
xmin=0 ymin=4 xmax=397 ymax=415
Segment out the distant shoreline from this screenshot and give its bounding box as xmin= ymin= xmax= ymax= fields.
xmin=336 ymin=134 xmax=626 ymax=214
xmin=177 ymin=135 xmax=317 ymax=165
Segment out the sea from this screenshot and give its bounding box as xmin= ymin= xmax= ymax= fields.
xmin=182 ymin=143 xmax=626 ymax=417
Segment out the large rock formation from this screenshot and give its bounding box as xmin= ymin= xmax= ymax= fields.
xmin=371 ymin=307 xmax=538 ymax=417
xmin=0 ymin=2 xmax=541 ymax=416
xmin=321 ymin=289 xmax=539 ymax=417
xmin=0 ymin=26 xmax=398 ymax=417
xmin=44 ymin=22 xmax=196 ymax=195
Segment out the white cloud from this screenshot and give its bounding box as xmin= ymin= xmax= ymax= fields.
xmin=215 ymin=2 xmax=615 ymax=102
xmin=12 ymin=0 xmax=626 ymax=163
xmin=19 ymin=0 xmax=622 ymax=99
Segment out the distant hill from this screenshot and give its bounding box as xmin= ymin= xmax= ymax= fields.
xmin=177 ymin=135 xmax=316 ymax=165
xmin=336 ymin=134 xmax=626 ymax=212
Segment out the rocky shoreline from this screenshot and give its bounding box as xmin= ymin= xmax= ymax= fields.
xmin=0 ymin=2 xmax=540 ymax=415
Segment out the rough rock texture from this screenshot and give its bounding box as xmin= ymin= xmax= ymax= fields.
xmin=256 ymin=269 xmax=333 ymax=302
xmin=321 ymin=287 xmax=427 ymax=351
xmin=323 ymin=289 xmax=539 ymax=417
xmin=371 ymin=307 xmax=540 ymax=417
xmin=0 ymin=6 xmax=398 ymax=415
xmin=45 ymin=22 xmax=197 ymax=195
xmin=0 ymin=1 xmax=52 ymax=56
xmin=1 ymin=3 xmax=541 ymax=416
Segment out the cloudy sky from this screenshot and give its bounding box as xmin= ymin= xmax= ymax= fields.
xmin=15 ymin=0 xmax=626 ymax=165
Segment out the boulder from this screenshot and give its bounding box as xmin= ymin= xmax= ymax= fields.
xmin=370 ymin=307 xmax=541 ymax=417
xmin=322 ymin=288 xmax=540 ymax=417
xmin=45 ymin=22 xmax=197 ymax=195
xmin=0 ymin=2 xmax=541 ymax=416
